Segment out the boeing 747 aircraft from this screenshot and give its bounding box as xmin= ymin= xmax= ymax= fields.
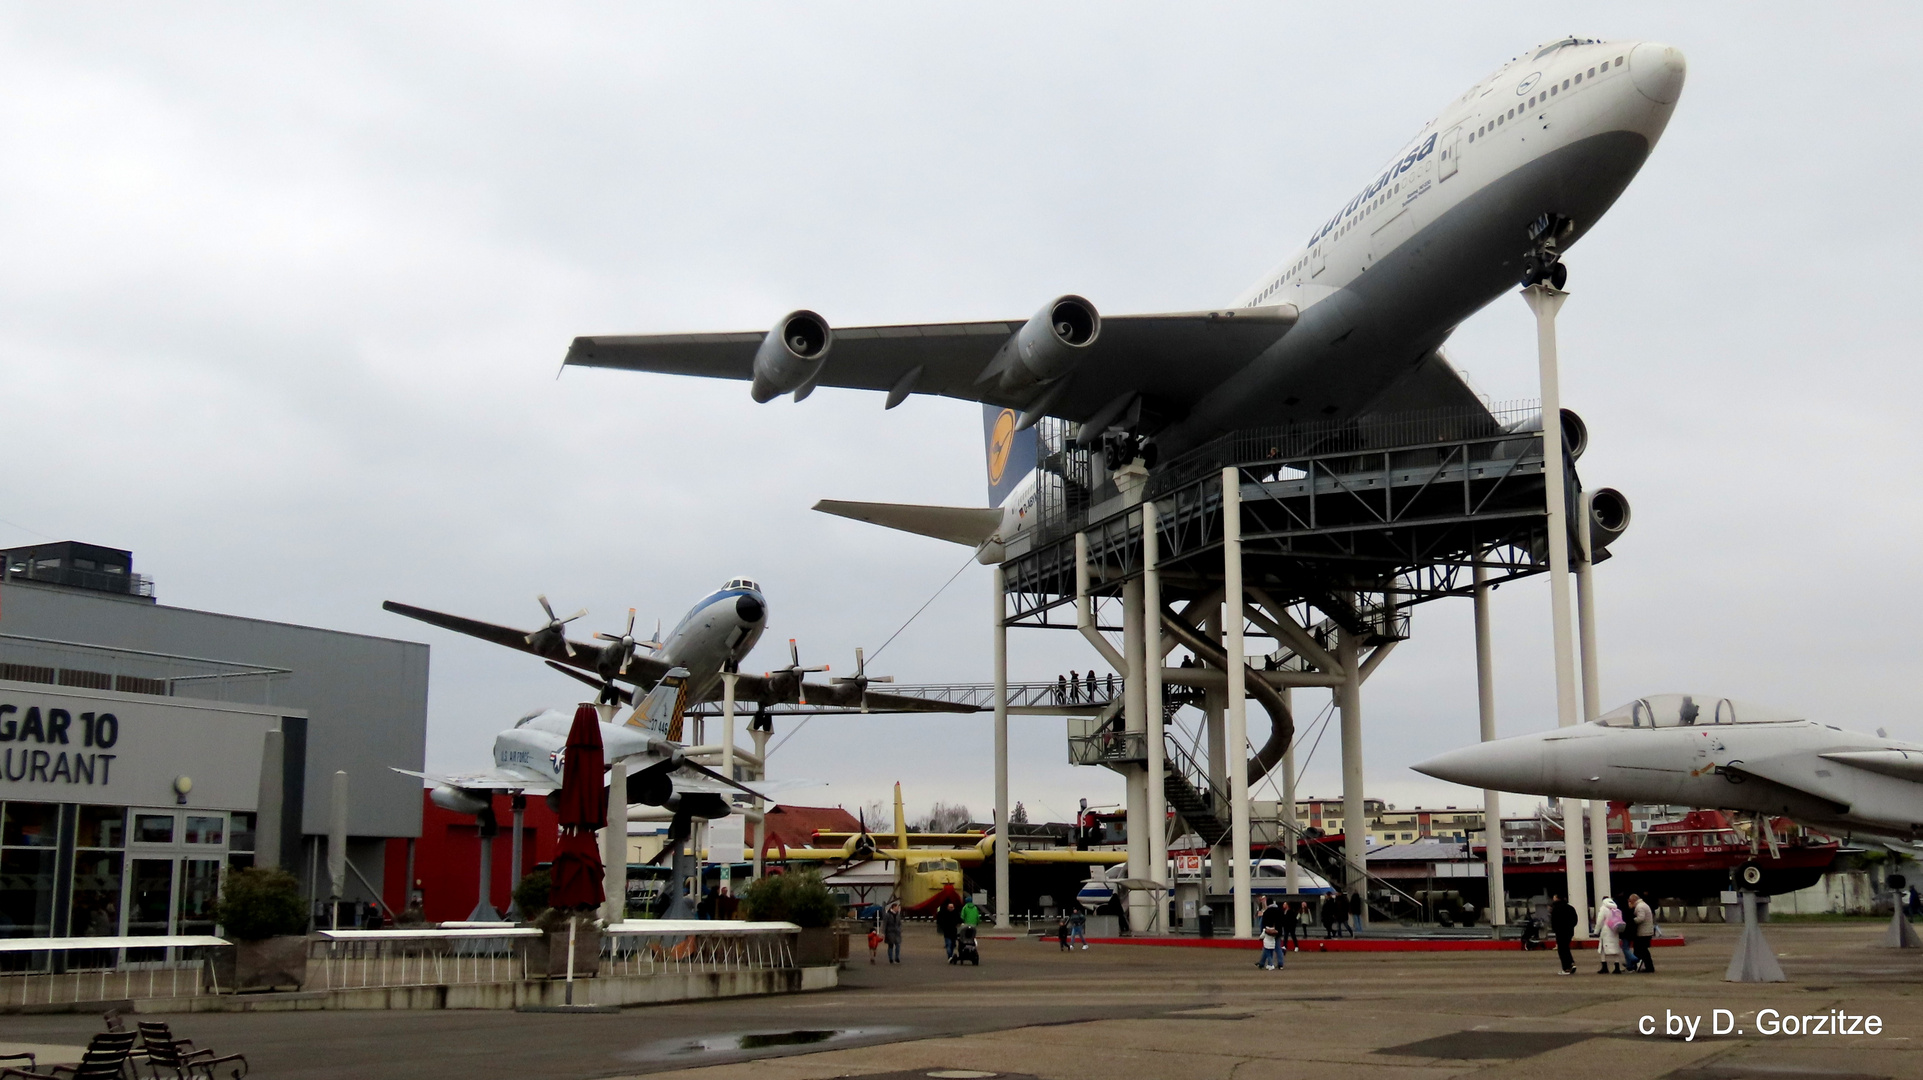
xmin=563 ymin=38 xmax=1685 ymax=475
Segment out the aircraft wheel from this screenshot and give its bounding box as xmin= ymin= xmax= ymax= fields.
xmin=1550 ymin=262 xmax=1568 ymax=289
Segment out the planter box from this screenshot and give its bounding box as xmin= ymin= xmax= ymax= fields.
xmin=214 ymin=935 xmax=309 ymax=992
xmin=528 ymin=922 xmax=601 ymax=978
xmin=793 ymin=926 xmax=843 ymax=967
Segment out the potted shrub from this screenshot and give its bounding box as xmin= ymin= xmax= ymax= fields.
xmin=741 ymin=871 xmax=842 ymax=966
xmin=214 ymin=868 xmax=309 ymax=991
xmin=515 ymin=870 xmax=601 ymax=977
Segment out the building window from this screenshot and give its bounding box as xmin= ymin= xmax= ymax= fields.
xmin=134 ymin=814 xmax=175 ymax=844
xmin=184 ymin=816 xmax=224 ymax=846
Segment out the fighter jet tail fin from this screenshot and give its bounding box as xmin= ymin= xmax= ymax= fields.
xmin=628 ymin=666 xmax=692 ymax=741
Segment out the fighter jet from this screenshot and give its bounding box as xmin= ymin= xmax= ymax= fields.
xmin=1414 ymin=693 xmax=1923 ymax=843
xmin=397 ymin=667 xmax=776 ymax=857
xmin=384 ymin=576 xmax=976 ymax=716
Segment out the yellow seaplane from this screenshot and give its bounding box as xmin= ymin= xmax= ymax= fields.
xmin=749 ymin=783 xmax=1125 ymax=913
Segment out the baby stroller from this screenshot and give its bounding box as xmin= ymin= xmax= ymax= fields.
xmin=954 ymin=924 xmax=981 ymax=965
xmin=1518 ymin=914 xmax=1544 ymax=951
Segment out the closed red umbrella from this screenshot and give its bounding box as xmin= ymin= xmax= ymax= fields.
xmin=548 ymin=703 xmax=606 ymax=911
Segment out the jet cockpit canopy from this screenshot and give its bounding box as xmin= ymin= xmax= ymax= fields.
xmin=724 ymin=577 xmax=761 ymax=593
xmin=1596 ymin=693 xmax=1803 ymax=729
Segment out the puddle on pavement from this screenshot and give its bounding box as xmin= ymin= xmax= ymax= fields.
xmin=626 ymin=1026 xmax=908 ymax=1062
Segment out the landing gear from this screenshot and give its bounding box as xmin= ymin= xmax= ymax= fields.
xmin=1100 ymin=430 xmax=1159 ymax=471
xmin=1519 ymin=213 xmax=1574 ymax=290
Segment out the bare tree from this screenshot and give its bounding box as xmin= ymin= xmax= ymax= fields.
xmin=1011 ymin=801 xmax=1029 ymax=825
xmin=859 ymin=799 xmax=888 ymax=831
xmin=921 ymin=801 xmax=973 ymax=833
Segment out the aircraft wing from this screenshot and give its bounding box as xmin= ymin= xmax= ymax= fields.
xmin=721 ymin=670 xmax=983 ymax=714
xmin=391 ymin=767 xmax=554 ymax=793
xmin=383 ymin=600 xmax=673 ymax=688
xmin=564 ymin=307 xmax=1301 ymax=425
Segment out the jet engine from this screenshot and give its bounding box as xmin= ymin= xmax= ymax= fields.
xmin=1560 ymin=408 xmax=1588 ymax=460
xmin=664 ymin=791 xmax=730 ymax=820
xmin=430 ymin=784 xmax=491 ymax=816
xmin=750 ymin=310 xmax=833 ymax=403
xmin=996 ymin=295 xmax=1100 ymax=392
xmin=1586 ymin=487 xmax=1631 ymax=553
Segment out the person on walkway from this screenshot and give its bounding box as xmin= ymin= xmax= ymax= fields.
xmin=1627 ymin=893 xmax=1656 ymax=973
xmin=1069 ymin=907 xmax=1088 ymax=950
xmin=1086 ymin=670 xmax=1098 ymax=700
xmin=1279 ymin=898 xmax=1303 ymax=951
xmin=1057 ymin=674 xmax=1068 ymax=704
xmin=1057 ymin=911 xmax=1072 ymax=951
xmin=882 ymin=899 xmax=904 ymax=964
xmin=961 ymin=897 xmax=981 ymax=928
xmin=1259 ymin=899 xmax=1287 ymax=970
xmin=935 ymin=899 xmax=962 ymax=963
xmin=1549 ymin=892 xmax=1578 ymax=975
xmin=1251 ymin=898 xmax=1270 ymax=967
xmin=1320 ymin=894 xmax=1339 ymax=939
xmin=867 ymin=921 xmax=882 ymax=964
xmin=1595 ymin=897 xmax=1626 ymax=974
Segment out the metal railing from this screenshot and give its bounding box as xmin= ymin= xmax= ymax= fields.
xmin=0 ymin=935 xmax=229 ymax=1006
xmin=0 ymin=633 xmax=292 ymax=705
xmin=600 ymin=920 xmax=797 ymax=977
xmin=1066 ymin=713 xmax=1142 ymax=766
xmin=308 ymin=928 xmax=539 ymax=991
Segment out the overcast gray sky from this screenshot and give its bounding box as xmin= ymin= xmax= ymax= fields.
xmin=1 ymin=5 xmax=1916 ymax=826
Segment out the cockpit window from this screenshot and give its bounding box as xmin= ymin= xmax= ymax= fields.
xmin=1533 ymin=37 xmax=1602 ymax=60
xmin=513 ymin=709 xmax=546 ymax=729
xmin=1597 ymin=694 xmax=1802 ymax=728
xmin=724 ymin=577 xmax=761 ymax=592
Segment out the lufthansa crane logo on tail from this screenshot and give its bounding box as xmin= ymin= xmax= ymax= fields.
xmin=987 ymin=409 xmax=1018 ymax=484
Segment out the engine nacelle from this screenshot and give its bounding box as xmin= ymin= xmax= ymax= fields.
xmin=1586 ymin=487 xmax=1631 ymax=553
xmin=430 ymin=784 xmax=491 ymax=816
xmin=750 ymin=310 xmax=833 ymax=403
xmin=996 ymin=295 xmax=1100 ymax=392
xmin=1560 ymin=408 xmax=1588 ymax=460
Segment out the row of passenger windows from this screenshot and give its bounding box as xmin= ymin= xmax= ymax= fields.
xmin=1466 ymin=55 xmax=1626 ymax=144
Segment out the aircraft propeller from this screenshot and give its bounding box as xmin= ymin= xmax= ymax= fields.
xmin=525 ymin=595 xmax=587 ymax=657
xmin=832 ymin=647 xmax=893 ymax=713
xmin=594 ymin=608 xmax=641 ymax=677
xmin=544 ymin=660 xmax=633 ymax=706
xmin=764 ymin=638 xmax=828 ymax=705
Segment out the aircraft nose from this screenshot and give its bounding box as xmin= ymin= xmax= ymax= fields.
xmin=1630 ymin=42 xmax=1687 ymax=105
xmin=1412 ymin=738 xmax=1544 ymax=792
xmin=735 ymin=593 xmax=765 ymax=624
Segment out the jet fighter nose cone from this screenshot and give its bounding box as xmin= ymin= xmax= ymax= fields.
xmin=1630 ymin=42 xmax=1687 ymax=105
xmin=1412 ymin=738 xmax=1545 ymax=793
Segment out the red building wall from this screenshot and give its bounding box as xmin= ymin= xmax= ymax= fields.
xmin=384 ymin=790 xmax=562 ymax=922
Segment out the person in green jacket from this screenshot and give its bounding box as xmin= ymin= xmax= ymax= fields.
xmin=961 ymin=898 xmax=981 ymax=927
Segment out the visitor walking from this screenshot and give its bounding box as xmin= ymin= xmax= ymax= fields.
xmin=1549 ymin=892 xmax=1578 ymax=975
xmin=961 ymin=897 xmax=981 ymax=928
xmin=1259 ymin=899 xmax=1287 ymax=970
xmin=935 ymin=899 xmax=962 ymax=962
xmin=1057 ymin=911 xmax=1071 ymax=951
xmin=1069 ymin=907 xmax=1088 ymax=950
xmin=1627 ymin=893 xmax=1657 ymax=973
xmin=1280 ymin=899 xmax=1303 ymax=951
xmin=1595 ymin=897 xmax=1626 ymax=974
xmin=882 ymin=899 xmax=903 ymax=964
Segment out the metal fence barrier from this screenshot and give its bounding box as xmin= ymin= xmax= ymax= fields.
xmin=308 ymin=928 xmax=541 ymax=991
xmin=601 ymin=920 xmax=798 ymax=977
xmin=0 ymin=935 xmax=230 ymax=1006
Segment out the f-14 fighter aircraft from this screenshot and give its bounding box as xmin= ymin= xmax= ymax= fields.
xmin=1415 ymin=693 xmax=1923 ymax=845
xmin=384 ymin=576 xmax=976 ymax=716
xmin=563 ymin=38 xmax=1685 ymax=476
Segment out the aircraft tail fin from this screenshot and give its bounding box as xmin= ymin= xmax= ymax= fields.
xmin=982 ymin=404 xmax=1039 ymax=508
xmin=812 ymin=499 xmax=1002 ymax=548
xmin=627 ymin=666 xmax=692 ymax=741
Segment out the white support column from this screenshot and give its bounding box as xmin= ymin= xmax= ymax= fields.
xmin=750 ymin=726 xmax=770 ymax=881
xmin=506 ymin=795 xmax=526 ymax=919
xmin=992 ymin=563 xmax=1012 ymax=929
xmin=1473 ymin=561 xmax=1506 ymax=929
xmin=1203 ymin=615 xmax=1228 ymax=898
xmin=1337 ymin=629 xmax=1367 ymax=930
xmin=1143 ymin=500 xmax=1169 ymax=932
xmin=1576 ymin=491 xmax=1613 ymax=909
xmin=722 ymin=671 xmax=737 ymax=782
xmin=328 ymin=770 xmax=348 ymax=929
xmin=1123 ymin=575 xmax=1150 ymax=934
xmin=1280 ymin=685 xmax=1299 ymax=898
xmin=1523 ymin=282 xmax=1589 ymax=937
xmin=1222 ymin=467 xmax=1253 ymax=939
xmin=604 ymin=759 xmax=627 ymax=923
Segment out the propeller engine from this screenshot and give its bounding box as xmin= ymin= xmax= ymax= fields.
xmin=832 ymin=647 xmax=894 ymax=712
xmin=764 ymin=638 xmax=828 ymax=705
xmin=594 ymin=608 xmax=641 ymax=678
xmin=524 ymin=595 xmax=587 ymax=657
